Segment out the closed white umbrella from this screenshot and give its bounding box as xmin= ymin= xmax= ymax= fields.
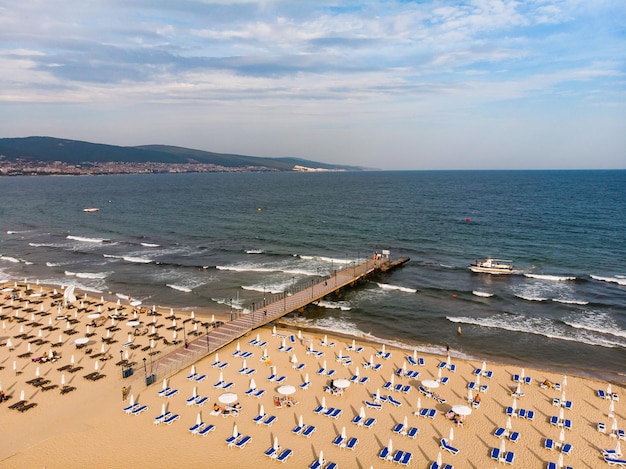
xmin=100 ymin=343 xmax=105 ymax=354
xmin=318 ymin=450 xmax=324 ymax=465
xmin=273 ymin=436 xmax=279 ymax=451
xmin=94 ymin=360 xmax=99 ymax=371
xmin=58 ymin=334 xmax=63 ymax=344
xmin=291 ymin=354 xmax=298 ymax=365
xmin=355 ymin=366 xmax=360 ymax=377
xmin=7 ymin=339 xmax=13 ymax=349
xmin=249 ymin=378 xmax=257 ymax=390
xmin=559 ymin=428 xmax=565 ymax=443
xmin=557 ymin=453 xmax=563 ymax=469
xmin=359 ymin=406 xmax=366 ymax=418
xmin=607 ymin=383 xmax=612 ymax=395
xmin=259 ymin=404 xmax=265 ymax=416
xmin=35 ymin=366 xmax=40 ymax=377
xmin=299 ymin=414 xmax=304 ymax=427
xmin=304 ymin=372 xmax=309 ymax=383
xmin=297 ymin=330 xmax=302 ymax=340
xmin=124 ymin=350 xmax=129 ymax=360
xmin=20 ymin=390 xmax=25 ymax=401
xmin=192 ymin=386 xmax=197 ymax=398
xmin=615 ymin=441 xmax=622 ymax=457
xmin=390 ymin=374 xmax=395 ymax=386
xmin=467 ymin=388 xmax=473 ymax=402
xmin=436 ymin=452 xmax=442 ymax=466
xmin=341 ymin=426 xmax=347 ymax=439
xmin=70 ymin=354 xmax=75 ymax=365
xmin=321 ymin=396 xmax=326 ymax=409
xmin=191 ymin=311 xmax=195 ymax=319
xmin=520 ymin=368 xmax=525 ymax=379
xmin=403 ymin=415 xmax=408 ymax=430
xmin=236 ymin=341 xmax=241 ymax=352
xmin=232 ymin=423 xmax=238 ymax=438
xmin=449 ymin=427 xmax=454 ymax=442
xmin=481 ymin=361 xmax=487 ymax=372
xmin=214 ymin=352 xmax=219 ymax=363
xmin=160 ymin=402 xmax=166 ymax=415
xmin=242 ymin=359 xmax=247 ymax=370
xmin=162 ymin=378 xmax=168 ymax=390
xmin=499 ymin=438 xmax=506 ymax=454
xmin=417 ymin=397 xmax=422 ymax=411
xmin=505 ymin=416 xmax=512 ymax=431
xmin=559 ymin=407 xmax=564 ymax=420
xmin=387 ymin=439 xmax=392 ymax=454
xmin=61 ymin=374 xmax=66 ymax=386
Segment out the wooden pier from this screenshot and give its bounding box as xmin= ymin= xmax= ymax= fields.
xmin=144 ymin=254 xmax=409 ymax=383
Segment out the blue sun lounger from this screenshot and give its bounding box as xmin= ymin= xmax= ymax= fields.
xmin=388 ymin=396 xmax=402 ymax=407
xmin=392 ymin=423 xmax=404 ymax=434
xmin=545 ymin=438 xmax=554 ymax=450
xmin=504 ymin=451 xmax=515 ymax=464
xmin=401 ymin=452 xmax=412 ymax=466
xmin=262 ymin=415 xmax=277 ymax=426
xmin=302 ymin=425 xmax=316 ymax=437
xmin=332 ymin=435 xmax=344 ymax=447
xmin=440 ymin=438 xmax=459 ymax=455
xmin=131 ymin=405 xmax=148 ymax=415
xmin=235 ymin=435 xmax=251 ymax=448
xmin=292 ymin=423 xmax=305 ymax=434
xmin=153 ymin=411 xmax=171 ymax=424
xmin=198 ymin=424 xmax=214 ymax=436
xmin=276 ymin=449 xmax=292 ymax=463
xmin=407 ymin=427 xmax=419 ymax=438
xmin=352 ymin=415 xmax=363 ymax=426
xmin=393 ymin=450 xmax=405 ymax=463
xmin=363 ymin=417 xmax=376 ymax=428
xmin=490 ymin=447 xmax=500 ymax=460
xmin=379 ymin=447 xmax=390 ymax=460
xmin=346 ymin=437 xmax=358 ymax=450
xmin=604 ymin=457 xmax=626 ymax=466
xmin=509 ymin=431 xmax=520 ymax=443
xmin=123 ymin=403 xmax=141 ymax=414
xmin=164 ymin=413 xmax=179 ymax=425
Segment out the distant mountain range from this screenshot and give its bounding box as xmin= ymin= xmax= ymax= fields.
xmin=0 ymin=136 xmax=364 ymax=172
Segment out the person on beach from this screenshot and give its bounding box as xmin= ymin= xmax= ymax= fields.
xmin=122 ymin=387 xmax=128 ymax=401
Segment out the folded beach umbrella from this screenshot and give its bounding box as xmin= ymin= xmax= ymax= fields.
xmin=27 ymin=342 xmax=31 ymax=353
xmin=256 ymin=333 xmax=261 ymax=343
xmin=304 ymin=373 xmax=309 ymax=384
xmin=467 ymin=389 xmax=473 ymax=403
xmin=214 ymin=352 xmax=220 ymax=363
xmin=520 ymin=368 xmax=525 ymax=379
xmin=38 ymin=329 xmax=43 ymax=337
xmin=70 ymin=355 xmax=75 ymax=365
xmin=481 ymin=361 xmax=487 ymax=373
xmin=298 ymin=330 xmax=302 ymax=340
xmin=94 ymin=360 xmax=99 ymax=371
xmin=218 ymin=372 xmax=224 ymax=383
xmin=476 ymin=375 xmax=481 ymax=386
xmin=615 ymin=441 xmax=621 ymax=457
xmin=211 ymin=314 xmax=215 ymax=323
xmin=559 ymin=407 xmax=564 ymax=420
xmin=172 ymin=330 xmax=177 ymax=340
xmin=196 ymin=412 xmax=202 ymax=425
xmin=417 ymin=397 xmax=421 ymax=411
xmin=436 ymin=452 xmax=442 ymax=466
xmin=281 ymin=338 xmax=286 ymax=349
xmin=191 ymin=311 xmax=195 ymax=319
xmin=193 ymin=322 xmax=198 ymax=332
xmin=438 ymin=368 xmax=442 ymax=380
xmin=20 ymin=390 xmax=25 ymax=401
xmin=318 ymin=450 xmax=324 ymax=465
xmin=561 ymin=390 xmax=566 ymax=402
xmin=402 ymin=362 xmax=407 ymax=373
xmin=390 ymin=374 xmax=395 ymax=386
xmin=559 ymin=428 xmax=565 ymax=443
xmin=341 ymin=426 xmax=347 ymax=439
xmin=499 ymin=438 xmax=506 ymax=455
xmin=124 ymin=350 xmax=129 ymax=360
xmin=58 ymin=334 xmax=63 ymax=344
xmin=7 ymin=339 xmax=12 ymax=349
xmin=382 ymin=344 xmax=386 ymax=354
xmin=35 ymin=366 xmax=40 ymax=377
xmin=323 ymin=359 xmax=327 ymax=370
xmin=609 ymin=400 xmax=615 ymax=414
xmin=249 ymin=378 xmax=257 ymax=390
xmin=506 ymin=416 xmax=512 ymax=431
xmin=449 ymin=427 xmax=454 ymax=442
xmin=161 ymin=402 xmax=166 ymax=415
xmin=351 ymin=339 xmax=356 ymax=349
xmin=403 ymin=416 xmax=408 ymax=430
xmin=355 ymin=366 xmax=360 ymax=378
xmin=236 ymin=342 xmax=241 ymax=353
xmin=192 ymin=386 xmax=197 ymax=398
xmin=152 ymin=316 xmax=157 ymax=324
xmin=291 ymin=354 xmax=298 ymax=365
xmin=162 ymin=378 xmax=168 ymax=390
xmin=557 ymin=453 xmax=563 ymax=468
xmin=61 ymin=374 xmax=65 ymax=386
xmin=413 ymin=349 xmax=418 ymax=361
xmin=359 ymin=406 xmax=366 ymax=419
xmin=106 ymin=328 xmax=111 ymax=338
xmin=607 ymin=383 xmax=612 ymax=395
xmin=259 ymin=404 xmax=265 ymax=417
xmin=273 ymin=436 xmax=279 ymax=451
xmin=321 ymin=396 xmax=326 ymax=409
xmin=242 ymin=359 xmax=247 ymax=370
xmin=299 ymin=414 xmax=304 ymax=427
xmin=100 ymin=343 xmax=105 ymax=354
xmin=323 ymin=334 xmax=328 ymax=344
xmin=272 ymin=326 xmax=277 ymax=335
xmin=232 ymin=423 xmax=238 ymax=438
xmin=387 ymin=439 xmax=393 ymax=454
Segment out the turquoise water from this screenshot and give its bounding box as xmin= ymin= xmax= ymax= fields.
xmin=1 ymin=170 xmax=624 ymax=381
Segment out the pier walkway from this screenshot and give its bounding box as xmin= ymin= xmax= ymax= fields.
xmin=139 ymin=255 xmax=409 ymax=384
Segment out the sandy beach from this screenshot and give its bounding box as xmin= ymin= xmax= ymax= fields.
xmin=0 ymin=281 xmax=624 ymax=469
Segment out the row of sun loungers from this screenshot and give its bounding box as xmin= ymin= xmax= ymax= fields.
xmin=185 ymin=395 xmax=209 ymax=406
xmin=544 ymin=438 xmax=572 ymax=454
xmin=493 ymin=427 xmax=520 ymax=442
xmin=83 ymin=372 xmax=105 ymax=381
xmin=8 ymin=400 xmax=38 ymax=412
xmin=406 ymin=355 xmax=425 ymax=366
xmin=123 ymin=403 xmax=148 ymax=415
xmin=598 ymin=389 xmax=620 ymax=401
xmin=352 ymin=415 xmax=376 ymax=428
xmin=505 ymin=407 xmax=535 ymax=420
xmin=378 ymin=446 xmax=412 ymax=465
xmin=226 ymin=433 xmax=252 ymax=448
xmin=189 ymin=422 xmax=214 ymax=436
xmin=153 ymin=411 xmax=180 ymax=425
xmin=332 ymin=435 xmax=358 ymax=450
xmin=490 ymin=447 xmax=515 ymax=464
xmin=292 ymin=423 xmax=317 ymax=437
xmin=392 ymin=423 xmax=419 ymax=438
xmin=396 ymin=368 xmax=420 ymax=379
xmin=264 ymin=447 xmax=292 ymax=462
xmin=233 ymin=350 xmax=253 ymax=358
xmin=549 ymin=416 xmax=572 ymax=429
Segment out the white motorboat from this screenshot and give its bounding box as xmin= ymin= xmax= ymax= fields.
xmin=469 ymin=258 xmax=513 ymax=274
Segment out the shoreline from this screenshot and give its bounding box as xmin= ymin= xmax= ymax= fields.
xmin=0 ymin=280 xmax=624 ymax=468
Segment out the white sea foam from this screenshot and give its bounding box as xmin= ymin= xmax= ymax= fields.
xmin=552 ymin=298 xmax=588 ymax=305
xmin=591 ymin=275 xmax=626 ymax=286
xmin=447 ymin=315 xmax=623 ymax=349
xmin=6 ymin=230 xmax=30 ymax=234
xmin=245 ymin=249 xmax=264 ymax=254
xmin=0 ymin=256 xmax=20 ymax=263
xmin=167 ymin=284 xmax=193 ymax=293
xmin=67 ymin=235 xmax=107 ymax=243
xmin=472 ymin=291 xmax=493 ymax=298
xmin=562 ymin=311 xmax=626 ymax=340
xmin=64 ymin=271 xmax=108 ymax=279
xmin=140 ymin=243 xmax=160 ymax=248
xmin=525 ymin=273 xmax=577 ymax=281
xmin=316 ymin=300 xmax=351 ymax=311
xmin=377 ymin=283 xmax=417 ymax=294
xmin=123 ymin=256 xmax=152 ymax=264
xmin=299 ymin=255 xmax=353 ymax=265
xmin=515 ymin=294 xmax=548 ymax=302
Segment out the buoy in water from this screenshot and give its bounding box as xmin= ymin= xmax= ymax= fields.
xmin=257 ymin=207 xmax=262 ymax=211
xmin=465 ymin=217 xmax=471 ymax=222
xmin=457 ymin=326 xmax=462 ymax=335
xmin=452 ymin=293 xmax=457 ymax=298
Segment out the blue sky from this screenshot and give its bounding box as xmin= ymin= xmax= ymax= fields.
xmin=1 ymin=0 xmax=624 ymax=169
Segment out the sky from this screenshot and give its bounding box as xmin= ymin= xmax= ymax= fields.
xmin=1 ymin=0 xmax=624 ymax=170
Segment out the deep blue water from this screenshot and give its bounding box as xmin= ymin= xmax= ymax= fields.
xmin=1 ymin=170 xmax=625 ymax=381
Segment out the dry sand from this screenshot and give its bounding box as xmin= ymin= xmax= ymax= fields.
xmin=0 ymin=282 xmax=623 ymax=468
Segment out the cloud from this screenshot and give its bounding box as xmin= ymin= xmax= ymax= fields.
xmin=0 ymin=0 xmax=624 ymax=169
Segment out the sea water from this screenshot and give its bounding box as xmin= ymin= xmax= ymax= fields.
xmin=0 ymin=170 xmax=624 ymax=381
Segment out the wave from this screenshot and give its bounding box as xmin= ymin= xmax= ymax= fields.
xmin=166 ymin=284 xmax=193 ymax=293
xmin=377 ymin=283 xmax=417 ymax=294
xmin=515 ymin=294 xmax=548 ymax=302
xmin=0 ymin=255 xmax=20 ymax=263
xmin=103 ymin=254 xmax=152 ymax=264
xmin=447 ymin=315 xmax=623 ymax=349
xmin=299 ymin=255 xmax=352 ymax=265
xmin=140 ymin=243 xmax=160 ymax=248
xmin=562 ymin=318 xmax=626 ymax=340
xmin=64 ymin=271 xmax=109 ymax=279
xmin=472 ymin=291 xmax=493 ymax=298
xmin=525 ymin=273 xmax=577 ymax=281
xmin=316 ymin=300 xmax=351 ymax=311
xmin=245 ymin=249 xmax=264 ymax=254
xmin=552 ymin=298 xmax=588 ymax=305
xmin=67 ymin=235 xmax=108 ymax=243
xmin=591 ymin=275 xmax=626 ymax=286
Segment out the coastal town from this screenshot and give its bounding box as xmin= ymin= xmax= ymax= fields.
xmin=0 ymin=158 xmax=279 ymax=176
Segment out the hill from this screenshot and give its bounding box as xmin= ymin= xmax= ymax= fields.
xmin=0 ymin=137 xmax=361 ymax=172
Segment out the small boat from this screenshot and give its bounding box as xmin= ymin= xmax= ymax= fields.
xmin=469 ymin=258 xmax=513 ymax=274
xmin=83 ymin=207 xmax=99 ymax=213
